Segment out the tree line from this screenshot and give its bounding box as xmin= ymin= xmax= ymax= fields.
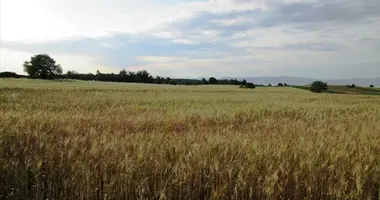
xmin=0 ymin=54 xmax=253 ymax=87
xmin=1 ymin=54 xmax=375 ymax=92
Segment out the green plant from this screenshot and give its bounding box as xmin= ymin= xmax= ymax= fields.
xmin=23 ymin=54 xmax=63 ymax=79
xmin=311 ymin=81 xmax=328 ymax=93
xmin=245 ymin=82 xmax=255 ymax=89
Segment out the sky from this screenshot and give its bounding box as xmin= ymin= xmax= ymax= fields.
xmin=0 ymin=0 xmax=379 ymax=79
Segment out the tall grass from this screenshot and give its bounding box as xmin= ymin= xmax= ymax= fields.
xmin=1 ymin=79 xmax=380 ymax=199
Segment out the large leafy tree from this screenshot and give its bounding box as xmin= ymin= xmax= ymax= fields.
xmin=209 ymin=77 xmax=218 ymax=84
xmin=23 ymin=54 xmax=63 ymax=79
xmin=311 ymin=81 xmax=328 ymax=93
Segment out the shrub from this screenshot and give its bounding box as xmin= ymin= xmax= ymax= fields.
xmin=347 ymin=84 xmax=356 ymax=88
xmin=370 ymin=85 xmax=374 ymax=88
xmin=245 ymin=83 xmax=256 ymax=89
xmin=278 ymin=83 xmax=284 ymax=87
xmin=0 ymin=71 xmax=21 ymax=78
xmin=184 ymin=82 xmax=193 ymax=86
xmin=311 ymin=81 xmax=328 ymax=93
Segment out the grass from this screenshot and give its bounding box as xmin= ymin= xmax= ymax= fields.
xmin=1 ymin=79 xmax=380 ymax=199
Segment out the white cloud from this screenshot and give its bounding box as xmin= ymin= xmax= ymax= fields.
xmin=1 ymin=0 xmax=379 ymax=78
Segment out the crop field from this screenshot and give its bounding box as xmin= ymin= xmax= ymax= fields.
xmin=1 ymin=78 xmax=380 ymax=200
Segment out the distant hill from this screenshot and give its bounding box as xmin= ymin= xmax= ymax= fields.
xmin=220 ymin=76 xmax=380 ymax=87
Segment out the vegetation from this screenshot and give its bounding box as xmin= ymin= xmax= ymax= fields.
xmin=208 ymin=77 xmax=218 ymax=85
xmin=0 ymin=54 xmax=245 ymax=87
xmin=1 ymin=79 xmax=380 ymax=200
xmin=0 ymin=71 xmax=24 ymax=78
xmin=370 ymin=85 xmax=374 ymax=88
xmin=277 ymin=83 xmax=284 ymax=87
xmin=245 ymin=82 xmax=256 ymax=89
xmin=23 ymin=54 xmax=63 ymax=79
xmin=347 ymin=84 xmax=356 ymax=88
xmin=311 ymin=81 xmax=328 ymax=93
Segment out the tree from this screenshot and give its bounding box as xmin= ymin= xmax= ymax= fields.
xmin=284 ymin=83 xmax=288 ymax=86
xmin=268 ymin=83 xmax=272 ymax=87
xmin=201 ymin=78 xmax=208 ymax=84
xmin=165 ymin=77 xmax=171 ymax=84
xmin=278 ymin=83 xmax=284 ymax=87
xmin=65 ymin=70 xmax=80 ymax=79
xmin=209 ymin=77 xmax=218 ymax=85
xmin=0 ymin=71 xmax=20 ymax=78
xmin=169 ymin=80 xmax=177 ymax=85
xmin=370 ymin=85 xmax=375 ymax=88
xmin=311 ymin=81 xmax=328 ymax=93
xmin=23 ymin=54 xmax=62 ymax=79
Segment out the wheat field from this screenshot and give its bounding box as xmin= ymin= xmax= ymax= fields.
xmin=1 ymin=79 xmax=380 ymax=200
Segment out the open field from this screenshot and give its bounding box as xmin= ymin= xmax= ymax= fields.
xmin=1 ymin=79 xmax=380 ymax=199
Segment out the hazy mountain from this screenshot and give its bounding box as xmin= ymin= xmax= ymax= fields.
xmin=219 ymin=76 xmax=380 ymax=86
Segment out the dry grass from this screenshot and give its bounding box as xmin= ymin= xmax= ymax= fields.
xmin=1 ymin=79 xmax=380 ymax=200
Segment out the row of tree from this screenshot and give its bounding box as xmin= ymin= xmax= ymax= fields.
xmin=1 ymin=54 xmax=255 ymax=87
xmin=2 ymin=54 xmax=375 ymax=92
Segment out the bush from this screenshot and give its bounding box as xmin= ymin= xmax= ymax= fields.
xmin=0 ymin=71 xmax=21 ymax=78
xmin=370 ymin=85 xmax=374 ymax=88
xmin=278 ymin=83 xmax=284 ymax=87
xmin=311 ymin=81 xmax=328 ymax=93
xmin=239 ymin=83 xmax=255 ymax=89
xmin=245 ymin=83 xmax=255 ymax=89
xmin=169 ymin=80 xmax=177 ymax=85
xmin=347 ymin=84 xmax=356 ymax=88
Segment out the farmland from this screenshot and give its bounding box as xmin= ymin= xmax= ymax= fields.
xmin=1 ymin=79 xmax=380 ymax=200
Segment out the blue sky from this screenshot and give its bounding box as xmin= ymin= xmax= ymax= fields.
xmin=1 ymin=0 xmax=379 ymax=78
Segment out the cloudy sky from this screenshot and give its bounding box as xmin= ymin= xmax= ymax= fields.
xmin=1 ymin=0 xmax=379 ymax=78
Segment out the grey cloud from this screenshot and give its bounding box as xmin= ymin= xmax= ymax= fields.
xmin=275 ymin=0 xmax=380 ymax=24
xmin=281 ymin=42 xmax=341 ymax=52
xmin=176 ymin=0 xmax=380 ymax=34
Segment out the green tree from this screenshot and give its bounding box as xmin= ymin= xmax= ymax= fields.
xmin=278 ymin=83 xmax=284 ymax=87
xmin=311 ymin=81 xmax=328 ymax=93
xmin=23 ymin=54 xmax=62 ymax=79
xmin=201 ymin=78 xmax=208 ymax=84
xmin=370 ymin=85 xmax=374 ymax=88
xmin=209 ymin=77 xmax=218 ymax=84
xmin=169 ymin=80 xmax=177 ymax=85
xmin=0 ymin=71 xmax=20 ymax=78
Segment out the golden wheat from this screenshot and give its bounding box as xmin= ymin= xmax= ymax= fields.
xmin=0 ymin=79 xmax=380 ymax=200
